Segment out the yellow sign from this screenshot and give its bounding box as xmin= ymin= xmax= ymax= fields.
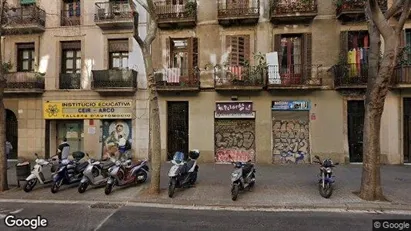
xmin=43 ymin=100 xmax=133 ymax=119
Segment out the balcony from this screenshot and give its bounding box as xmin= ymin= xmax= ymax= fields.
xmin=392 ymin=65 xmax=411 ymax=87
xmin=331 ymin=64 xmax=368 ymax=89
xmin=270 ymin=0 xmax=317 ymax=24
xmin=61 ymin=9 xmax=80 ymax=26
xmin=266 ymin=64 xmax=323 ymax=89
xmin=2 ymin=5 xmax=45 ymax=35
xmin=59 ymin=73 xmax=81 ymax=89
xmin=155 ymin=68 xmax=200 ymax=92
xmin=91 ymin=69 xmax=137 ymax=94
xmin=155 ymin=1 xmax=197 ymax=29
xmin=214 ymin=65 xmax=265 ymax=91
xmin=94 ymin=1 xmax=134 ymax=30
xmin=336 ymin=0 xmax=387 ymax=23
xmin=4 ymin=72 xmax=44 ymax=94
xmin=217 ymin=0 xmax=260 ymax=26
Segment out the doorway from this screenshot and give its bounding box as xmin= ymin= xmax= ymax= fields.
xmin=347 ymin=100 xmax=365 ymax=163
xmin=403 ymin=98 xmax=411 ymax=163
xmin=167 ymin=101 xmax=189 ymax=160
xmin=56 ymin=120 xmax=84 ymax=152
xmin=6 ymin=109 xmax=18 ymax=159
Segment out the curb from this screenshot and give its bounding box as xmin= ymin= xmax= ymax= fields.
xmin=0 ymin=198 xmax=410 ymax=215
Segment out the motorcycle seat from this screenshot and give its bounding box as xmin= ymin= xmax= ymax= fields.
xmin=101 ymin=162 xmax=115 ymax=170
xmin=185 ymin=160 xmax=196 ymax=172
xmin=242 ymin=163 xmax=253 ymax=175
xmin=76 ymin=162 xmax=89 ymax=172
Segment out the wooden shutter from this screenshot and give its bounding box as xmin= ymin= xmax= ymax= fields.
xmin=166 ymin=37 xmax=171 ymax=68
xmin=274 ymin=34 xmax=282 ymax=68
xmin=226 ymin=35 xmax=250 ymax=66
xmin=108 ymin=39 xmax=128 ymax=52
xmin=303 ymin=33 xmax=312 ymax=80
xmin=241 ymin=35 xmax=250 ymax=65
xmin=340 ymin=31 xmax=348 ymax=63
xmin=188 ymin=37 xmax=199 ymax=80
xmin=227 ymin=35 xmax=238 ymax=66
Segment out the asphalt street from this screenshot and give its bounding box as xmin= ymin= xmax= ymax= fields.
xmin=1 ymin=202 xmax=411 ymax=231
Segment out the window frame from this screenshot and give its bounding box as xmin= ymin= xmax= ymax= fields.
xmin=62 ymin=49 xmax=82 ymax=74
xmin=17 ymin=45 xmax=35 ymax=72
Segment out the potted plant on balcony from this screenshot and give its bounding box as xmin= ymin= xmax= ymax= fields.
xmin=242 ymin=52 xmax=267 ymax=86
xmin=2 ymin=61 xmax=12 ymax=73
xmin=184 ymin=0 xmax=197 ymax=17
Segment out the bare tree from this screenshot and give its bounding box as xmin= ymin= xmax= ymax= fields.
xmin=359 ymin=0 xmax=411 ymax=200
xmin=128 ymin=0 xmax=161 ymax=194
xmin=0 ymin=0 xmax=8 ymax=192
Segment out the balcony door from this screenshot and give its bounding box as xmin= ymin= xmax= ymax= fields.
xmin=279 ymin=35 xmax=302 ymax=84
xmin=166 ymin=37 xmax=198 ymax=84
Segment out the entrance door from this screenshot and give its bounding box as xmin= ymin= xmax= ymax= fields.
xmin=403 ymin=98 xmax=411 ymax=163
xmin=167 ymin=101 xmax=189 ymax=160
xmin=6 ymin=109 xmax=18 ymax=159
xmin=347 ymin=100 xmax=365 ymax=163
xmin=57 ymin=120 xmax=84 ymax=152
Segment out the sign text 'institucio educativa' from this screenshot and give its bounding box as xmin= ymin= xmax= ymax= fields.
xmin=43 ymin=100 xmax=133 ymax=119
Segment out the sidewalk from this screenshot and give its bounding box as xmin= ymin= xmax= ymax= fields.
xmin=2 ymin=163 xmax=411 ymax=212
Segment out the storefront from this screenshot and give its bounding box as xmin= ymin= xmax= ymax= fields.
xmin=271 ymin=100 xmax=310 ymax=164
xmin=43 ymin=100 xmax=134 ymax=159
xmin=214 ymin=101 xmax=256 ymax=163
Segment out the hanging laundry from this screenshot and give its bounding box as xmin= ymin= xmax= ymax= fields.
xmin=356 ymin=48 xmax=361 ymax=75
xmin=364 ymin=35 xmax=369 ymax=48
xmin=348 ymin=49 xmax=357 ymax=77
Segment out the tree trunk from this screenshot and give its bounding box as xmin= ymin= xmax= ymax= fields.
xmin=0 ymin=0 xmax=7 ymax=192
xmin=359 ymin=6 xmax=398 ymax=200
xmin=142 ymin=47 xmax=161 ymax=194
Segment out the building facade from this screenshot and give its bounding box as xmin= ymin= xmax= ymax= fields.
xmin=2 ymin=0 xmax=150 ymax=161
xmin=150 ymin=0 xmax=411 ymax=165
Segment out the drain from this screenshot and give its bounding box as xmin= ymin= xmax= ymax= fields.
xmin=90 ymin=203 xmax=123 ymax=209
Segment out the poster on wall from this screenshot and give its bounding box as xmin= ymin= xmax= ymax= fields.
xmin=272 ymin=100 xmax=310 ymax=111
xmin=102 ymin=119 xmax=133 ymax=158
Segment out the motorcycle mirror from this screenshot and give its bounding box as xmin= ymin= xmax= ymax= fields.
xmin=34 ymin=153 xmax=38 ymax=157
xmin=86 ymin=153 xmax=89 ymax=157
xmin=314 ymin=155 xmax=320 ymax=160
xmin=335 ymin=163 xmax=340 ymax=165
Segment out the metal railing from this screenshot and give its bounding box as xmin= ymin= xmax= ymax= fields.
xmin=155 ymin=1 xmax=197 ymax=20
xmin=155 ymin=67 xmax=200 ymax=88
xmin=331 ymin=63 xmax=368 ymax=87
xmin=59 ymin=73 xmax=81 ymax=89
xmin=217 ymin=0 xmax=259 ymax=18
xmin=94 ymin=1 xmax=133 ymax=22
xmin=271 ymin=0 xmax=317 ymax=15
xmin=336 ymin=0 xmax=387 ymax=15
xmin=214 ymin=65 xmax=265 ymax=87
xmin=5 ymin=72 xmax=45 ymax=89
xmin=61 ymin=9 xmax=80 ymax=26
xmin=266 ymin=64 xmax=322 ymax=86
xmin=2 ymin=5 xmax=45 ymax=27
xmin=92 ymin=69 xmax=137 ymax=88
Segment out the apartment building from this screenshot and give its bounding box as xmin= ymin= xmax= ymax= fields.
xmin=2 ymin=0 xmax=149 ymax=161
xmin=150 ymin=0 xmax=411 ymax=165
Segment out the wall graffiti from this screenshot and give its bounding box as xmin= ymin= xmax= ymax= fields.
xmin=272 ymin=120 xmax=310 ymax=164
xmin=215 ymin=119 xmax=255 ymax=163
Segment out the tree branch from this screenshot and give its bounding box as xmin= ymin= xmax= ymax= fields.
xmin=134 ymin=0 xmax=150 ymax=14
xmin=385 ymin=0 xmax=405 ymax=19
xmin=368 ymin=0 xmax=394 ymax=38
xmin=144 ymin=18 xmax=157 ymax=46
xmin=396 ymin=0 xmax=411 ymax=32
xmin=128 ymin=0 xmax=144 ymax=47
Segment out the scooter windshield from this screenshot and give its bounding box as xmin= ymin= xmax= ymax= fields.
xmin=172 ymin=152 xmax=185 ymax=164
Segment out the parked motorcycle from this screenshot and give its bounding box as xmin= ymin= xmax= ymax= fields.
xmin=51 ymin=151 xmax=89 ymax=193
xmin=23 ymin=153 xmax=60 ymax=192
xmin=78 ymin=153 xmax=115 ymax=193
xmin=104 ymin=157 xmax=149 ymax=195
xmin=313 ymin=155 xmax=339 ymax=198
xmin=230 ymin=160 xmax=256 ymax=201
xmin=168 ymin=150 xmax=200 ymax=198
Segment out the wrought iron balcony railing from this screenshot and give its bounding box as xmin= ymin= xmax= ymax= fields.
xmin=61 ymin=9 xmax=80 ymax=26
xmin=217 ymin=0 xmax=259 ymax=19
xmin=59 ymin=73 xmax=81 ymax=89
xmin=336 ymin=0 xmax=387 ymax=16
xmin=271 ymin=0 xmax=317 ymax=15
xmin=5 ymin=72 xmax=45 ymax=89
xmin=2 ymin=5 xmax=45 ymax=27
xmin=155 ymin=1 xmax=197 ymax=21
xmin=214 ymin=65 xmax=265 ymax=88
xmin=94 ymin=1 xmax=133 ymax=22
xmin=92 ymin=69 xmax=137 ymax=89
xmin=266 ymin=64 xmax=322 ymax=86
xmin=155 ymin=67 xmax=200 ymax=88
xmin=331 ymin=63 xmax=368 ymax=87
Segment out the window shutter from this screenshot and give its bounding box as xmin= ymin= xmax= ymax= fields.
xmin=17 ymin=43 xmax=35 ymax=49
xmin=274 ymin=34 xmax=282 ymax=68
xmin=303 ymin=33 xmax=312 ymax=81
xmin=228 ymin=35 xmax=239 ymax=66
xmin=243 ymin=35 xmax=251 ymax=65
xmin=340 ymin=31 xmax=348 ymax=63
xmin=108 ymin=39 xmax=128 ymax=52
xmin=61 ymin=41 xmax=81 ymax=50
xmin=188 ymin=37 xmax=198 ymax=82
xmin=166 ymin=37 xmax=171 ymax=68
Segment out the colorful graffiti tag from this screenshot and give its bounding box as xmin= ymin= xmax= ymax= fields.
xmin=272 ymin=119 xmax=310 ymax=164
xmin=215 ymin=119 xmax=255 ymax=163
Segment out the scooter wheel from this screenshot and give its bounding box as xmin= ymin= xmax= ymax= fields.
xmin=23 ymin=179 xmax=37 ymax=193
xmin=78 ymin=182 xmax=88 ymax=193
xmin=231 ymin=184 xmax=239 ymax=201
xmin=168 ymin=179 xmax=176 ymax=198
xmin=105 ymin=183 xmax=113 ymax=195
xmin=51 ymin=181 xmax=60 ymax=194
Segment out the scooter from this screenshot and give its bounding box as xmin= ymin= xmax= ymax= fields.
xmin=104 ymin=157 xmax=149 ymax=195
xmin=23 ymin=153 xmax=60 ymax=192
xmin=78 ymin=153 xmax=115 ymax=193
xmin=313 ymin=155 xmax=339 ymax=198
xmin=51 ymin=151 xmax=89 ymax=193
xmin=230 ymin=160 xmax=256 ymax=201
xmin=168 ymin=150 xmax=200 ymax=198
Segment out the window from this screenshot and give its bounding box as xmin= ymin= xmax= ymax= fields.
xmin=226 ymin=35 xmax=250 ymax=66
xmin=403 ymin=29 xmax=411 ymax=63
xmin=108 ymin=39 xmax=129 ymax=69
xmin=340 ymin=31 xmax=369 ymax=78
xmin=166 ymin=0 xmax=184 ymax=5
xmin=279 ymin=35 xmax=302 ymax=75
xmin=62 ymin=0 xmax=81 ymax=26
xmin=166 ymin=37 xmax=198 ymax=82
xmin=17 ymin=43 xmax=35 ymax=72
xmin=61 ymin=41 xmax=81 ymax=73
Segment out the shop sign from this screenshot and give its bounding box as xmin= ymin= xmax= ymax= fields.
xmin=43 ymin=100 xmax=133 ymax=119
xmin=215 ymin=101 xmax=254 ymax=118
xmin=272 ymin=100 xmax=310 ymax=111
